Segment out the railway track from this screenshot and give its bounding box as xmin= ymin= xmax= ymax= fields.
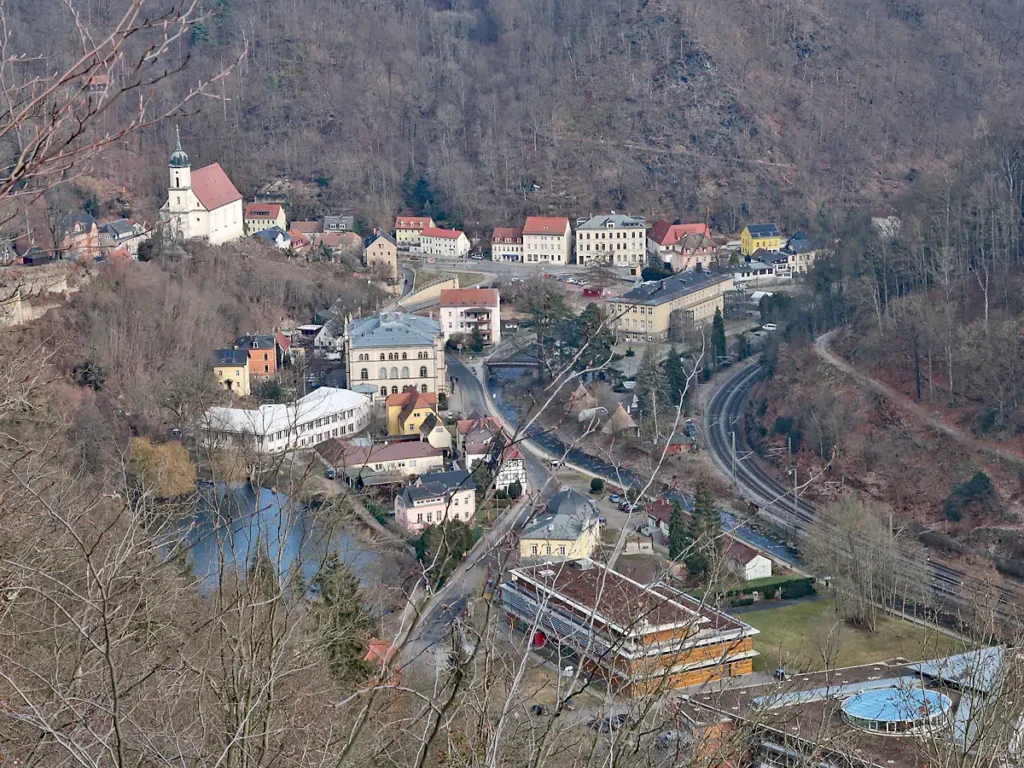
xmin=703 ymin=362 xmax=1022 ymax=624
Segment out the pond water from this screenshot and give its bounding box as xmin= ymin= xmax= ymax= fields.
xmin=184 ymin=482 xmax=381 ymax=587
xmin=487 ymin=368 xmax=801 ymax=564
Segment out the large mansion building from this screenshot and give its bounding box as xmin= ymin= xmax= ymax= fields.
xmin=344 ymin=312 xmax=447 ymax=402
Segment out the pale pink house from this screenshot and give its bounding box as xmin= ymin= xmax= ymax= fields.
xmin=394 ymin=469 xmax=476 ymax=532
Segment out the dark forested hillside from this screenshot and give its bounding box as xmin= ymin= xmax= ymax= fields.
xmin=10 ymin=0 xmax=1024 ymax=232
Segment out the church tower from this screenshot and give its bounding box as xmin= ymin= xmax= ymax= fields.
xmin=167 ymin=126 xmax=193 ymax=237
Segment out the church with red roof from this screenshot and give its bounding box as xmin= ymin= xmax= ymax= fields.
xmin=160 ymin=127 xmax=245 ymax=245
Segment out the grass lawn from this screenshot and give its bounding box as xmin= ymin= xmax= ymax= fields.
xmin=743 ymin=598 xmax=966 ymax=674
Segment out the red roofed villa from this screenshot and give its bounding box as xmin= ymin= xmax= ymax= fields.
xmin=243 ymin=203 xmax=287 ymax=236
xmin=394 ymin=215 xmax=435 ymax=249
xmin=523 ymin=216 xmax=571 ymax=264
xmin=439 ymin=288 xmax=501 ymax=345
xmin=491 ymin=227 xmax=523 ymax=261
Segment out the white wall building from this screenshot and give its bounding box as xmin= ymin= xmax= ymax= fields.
xmin=439 ymin=288 xmax=501 ymax=345
xmin=491 ymin=227 xmax=524 ymax=261
xmin=420 ymin=226 xmax=470 ymax=258
xmin=522 ymin=216 xmax=571 ymax=264
xmin=494 ymin=446 xmax=527 ymax=493
xmin=202 ymin=387 xmax=371 ymax=454
xmin=345 ymin=312 xmax=447 ymax=402
xmin=575 ymin=213 xmax=647 ymax=267
xmin=159 ymin=128 xmax=244 ymax=245
xmin=394 ymin=470 xmax=477 ymax=533
xmin=726 ymin=539 xmax=773 ymax=581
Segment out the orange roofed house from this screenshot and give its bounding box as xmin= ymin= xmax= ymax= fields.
xmin=647 ymin=220 xmax=717 ymax=272
xmin=394 ymin=215 xmax=435 ymax=251
xmin=523 ymin=216 xmax=571 ymax=264
xmin=386 ymin=389 xmax=439 ymax=436
xmin=244 ymin=203 xmax=287 ymax=236
xmin=491 ymin=227 xmax=523 ymax=262
xmin=160 ymin=128 xmax=244 ymax=245
xmin=439 ymin=288 xmax=501 ymax=345
xmin=501 ymin=559 xmax=758 ymax=697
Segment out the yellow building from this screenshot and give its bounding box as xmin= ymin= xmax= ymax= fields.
xmin=243 ymin=203 xmax=287 ymax=237
xmin=386 ymin=390 xmax=439 ymax=435
xmin=608 ymin=271 xmax=734 ymax=341
xmin=740 ymin=223 xmax=783 ymax=256
xmin=519 ymin=489 xmax=602 ymax=561
xmin=212 ymin=348 xmax=250 ymax=396
xmin=394 ymin=215 xmax=435 ymax=249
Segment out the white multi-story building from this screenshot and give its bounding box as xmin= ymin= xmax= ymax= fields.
xmin=439 ymin=288 xmax=501 ymax=345
xmin=575 ymin=213 xmax=646 ymax=267
xmin=522 ymin=216 xmax=571 ymax=264
xmin=345 ymin=312 xmax=447 ymax=402
xmin=159 ymin=128 xmax=244 ymax=245
xmin=394 ymin=470 xmax=477 ymax=533
xmin=491 ymin=227 xmax=523 ymax=261
xmin=420 ymin=226 xmax=470 ymax=258
xmin=202 ymin=387 xmax=371 ymax=454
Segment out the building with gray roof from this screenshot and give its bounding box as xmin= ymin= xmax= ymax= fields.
xmin=519 ymin=489 xmax=602 ymax=561
xmin=575 ymin=212 xmax=647 ymax=268
xmin=607 ymin=270 xmax=735 ymax=340
xmin=345 ymin=312 xmax=448 ymax=403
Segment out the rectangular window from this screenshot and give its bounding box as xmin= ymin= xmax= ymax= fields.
xmin=559 ymin=546 xmax=566 ymax=556
xmin=417 ymin=513 xmax=423 ymax=523
xmin=531 ymin=544 xmax=538 ymax=555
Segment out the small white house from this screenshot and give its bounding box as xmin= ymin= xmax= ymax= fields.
xmin=726 ymin=539 xmax=772 ymax=581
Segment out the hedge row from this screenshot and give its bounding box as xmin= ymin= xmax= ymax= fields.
xmin=719 ymin=575 xmax=816 ymax=599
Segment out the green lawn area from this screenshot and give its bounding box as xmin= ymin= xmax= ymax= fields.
xmin=411 ymin=270 xmax=483 ymax=290
xmin=743 ymin=598 xmax=966 ymax=674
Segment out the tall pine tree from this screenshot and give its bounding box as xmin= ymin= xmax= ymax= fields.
xmin=685 ymin=479 xmax=722 ymax=577
xmin=667 ymin=501 xmax=691 ymax=561
xmin=663 ymin=346 xmax=689 ymax=407
xmin=311 ymin=553 xmax=373 ymax=683
xmin=711 ymin=307 xmax=727 ymax=367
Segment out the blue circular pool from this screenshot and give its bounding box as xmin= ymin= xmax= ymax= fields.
xmin=840 ymin=688 xmax=951 ymax=733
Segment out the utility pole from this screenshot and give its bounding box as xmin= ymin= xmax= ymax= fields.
xmin=730 ymin=430 xmax=736 ymax=479
xmin=787 ymin=436 xmax=793 ymax=503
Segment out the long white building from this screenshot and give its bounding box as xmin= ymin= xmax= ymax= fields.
xmin=202 ymin=387 xmax=371 ymax=454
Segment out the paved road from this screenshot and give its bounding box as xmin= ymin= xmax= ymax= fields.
xmin=815 ymin=329 xmax=1024 ymax=467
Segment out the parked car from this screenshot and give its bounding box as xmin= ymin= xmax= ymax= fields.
xmin=588 ymin=713 xmax=628 ymax=733
xmin=560 ymin=665 xmax=575 ymax=678
xmin=530 ymin=704 xmax=547 ymax=716
xmin=326 ymin=468 xmax=336 ymax=480
xmin=549 ymin=459 xmax=562 ymax=468
xmin=598 ymin=516 xmax=607 ymax=526
xmin=761 ymin=323 xmax=778 ymax=332
xmin=609 ymin=494 xmax=621 ymax=504
xmin=564 ymin=698 xmax=577 ymax=712
xmin=656 ymin=730 xmax=690 ymax=749
xmin=470 ymin=253 xmax=484 ymax=260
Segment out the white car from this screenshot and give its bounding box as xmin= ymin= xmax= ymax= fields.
xmin=761 ymin=323 xmax=778 ymax=332
xmin=549 ymin=459 xmax=563 ymax=469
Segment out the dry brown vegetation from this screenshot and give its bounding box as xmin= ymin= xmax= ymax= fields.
xmin=8 ymin=0 xmax=1024 ymax=234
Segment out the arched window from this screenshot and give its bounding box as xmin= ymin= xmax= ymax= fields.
xmin=379 ymin=367 xmax=387 ymax=379
xmin=380 ymin=353 xmax=385 ymax=361
xmin=401 ymin=366 xmax=409 ymax=378
xmin=360 ymin=368 xmax=368 ymax=380
xmin=421 ymin=384 xmax=428 ymax=393
xmin=390 ymin=367 xmax=398 ymax=378
xmin=402 ymin=352 xmax=407 ymax=360
xmin=420 ymin=366 xmax=428 ymax=378
xmin=380 ymin=387 xmax=387 ymax=397
xmin=391 ymin=386 xmax=399 ymax=394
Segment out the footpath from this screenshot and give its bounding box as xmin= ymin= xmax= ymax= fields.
xmin=815 ymin=329 xmax=1024 ymax=467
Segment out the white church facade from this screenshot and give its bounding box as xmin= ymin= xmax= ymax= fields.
xmin=159 ymin=129 xmax=244 ymax=245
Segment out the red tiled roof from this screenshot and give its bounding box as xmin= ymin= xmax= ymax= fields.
xmin=395 ymin=216 xmax=433 ymax=230
xmin=421 ymin=226 xmax=464 ymax=240
xmin=492 ymin=227 xmax=523 ymax=243
xmin=386 ymin=390 xmax=437 ymax=409
xmin=726 ymin=537 xmax=762 ymax=566
xmin=364 ymin=638 xmax=397 ymax=668
xmin=315 ymin=438 xmax=441 ymax=467
xmin=440 ymin=288 xmax=499 ymax=308
xmin=648 ymin=220 xmax=710 ymax=246
xmin=275 ymin=331 xmax=291 ymax=351
xmin=287 ymin=229 xmax=311 ymax=248
xmin=319 ymin=231 xmax=361 ymax=249
xmin=191 ymin=163 xmax=242 ymax=212
xmin=291 ymin=220 xmax=321 ymax=234
xmin=457 ymin=416 xmax=501 ymax=435
xmin=244 ymin=203 xmax=283 ymax=220
xmin=523 ymin=216 xmax=569 ymax=236
xmin=647 ymin=499 xmax=688 ymax=525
